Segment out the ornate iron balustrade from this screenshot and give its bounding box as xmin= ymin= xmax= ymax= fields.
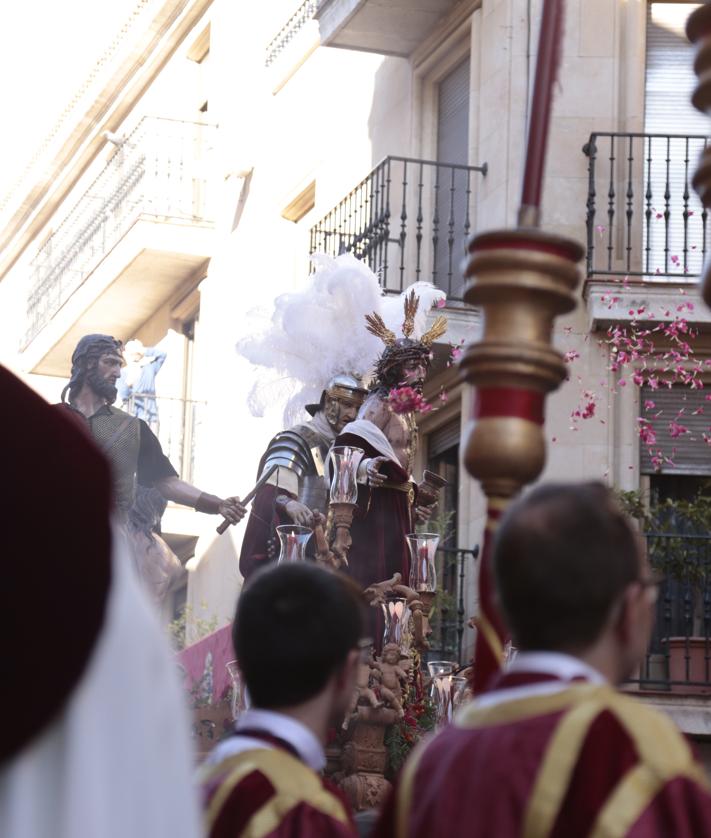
xmin=265 ymin=0 xmax=320 ymax=67
xmin=584 ymin=132 xmax=710 ymax=279
xmin=309 ymin=156 xmax=488 ymax=301
xmin=24 ymin=117 xmax=216 ymax=347
xmin=629 ymin=532 xmax=711 ymax=691
xmin=428 ymin=546 xmax=479 ymax=665
xmin=126 ymin=393 xmax=205 ymax=484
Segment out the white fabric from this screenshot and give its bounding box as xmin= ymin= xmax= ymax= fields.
xmin=339 ymin=419 xmax=401 ymax=466
xmin=203 ymin=708 xmax=326 ymax=772
xmin=471 ymin=652 xmax=607 ymax=711
xmin=0 ymin=528 xmax=201 ymax=838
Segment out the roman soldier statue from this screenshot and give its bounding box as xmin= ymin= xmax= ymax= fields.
xmin=236 ymin=253 xmax=385 ymax=578
xmin=238 ymin=374 xmax=367 ymax=578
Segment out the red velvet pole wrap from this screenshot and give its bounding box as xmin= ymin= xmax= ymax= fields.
xmin=519 ymin=0 xmax=565 ymax=226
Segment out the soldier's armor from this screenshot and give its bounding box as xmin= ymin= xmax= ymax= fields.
xmin=90 ymin=406 xmax=141 ymax=514
xmin=259 ymin=421 xmax=332 ymax=516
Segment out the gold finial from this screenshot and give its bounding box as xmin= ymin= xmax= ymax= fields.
xmin=365 ymin=312 xmax=397 ymax=346
xmin=402 ymin=290 xmax=419 ymax=338
xmin=420 ymin=315 xmax=448 ymax=347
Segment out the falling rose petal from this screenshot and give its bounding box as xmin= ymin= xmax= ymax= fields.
xmin=644 ymin=399 xmax=655 ymax=411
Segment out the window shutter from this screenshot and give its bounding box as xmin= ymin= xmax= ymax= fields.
xmin=640 ymin=385 xmax=711 ymax=474
xmin=428 ymin=417 xmax=460 ymax=458
xmin=644 ymin=2 xmax=708 ymax=276
xmin=437 ymin=57 xmax=470 ymax=167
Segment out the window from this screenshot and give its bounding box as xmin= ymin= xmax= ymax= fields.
xmin=434 ymin=56 xmax=471 ymax=299
xmin=644 ymin=2 xmax=707 ymax=276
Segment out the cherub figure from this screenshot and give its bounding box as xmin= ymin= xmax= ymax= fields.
xmin=343 ymin=648 xmax=382 ymax=728
xmin=374 ymin=643 xmax=409 ymax=718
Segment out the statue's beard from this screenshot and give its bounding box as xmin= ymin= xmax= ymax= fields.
xmin=87 ymin=368 xmax=118 ymax=404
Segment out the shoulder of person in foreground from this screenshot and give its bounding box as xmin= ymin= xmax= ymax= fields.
xmin=200 ymin=747 xmax=356 ymax=837
xmin=374 ymin=685 xmax=711 ymax=838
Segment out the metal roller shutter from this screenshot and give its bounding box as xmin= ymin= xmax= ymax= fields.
xmin=645 ymin=2 xmax=707 ymax=276
xmin=640 ymin=385 xmax=711 ymax=474
xmin=428 ymin=417 xmax=460 ymax=458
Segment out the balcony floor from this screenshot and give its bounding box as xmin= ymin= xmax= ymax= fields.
xmin=23 ymin=216 xmax=214 ymax=376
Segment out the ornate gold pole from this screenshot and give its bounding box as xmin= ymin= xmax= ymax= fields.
xmin=459 ymin=229 xmax=584 ymax=692
xmin=686 ymin=6 xmax=711 ymax=307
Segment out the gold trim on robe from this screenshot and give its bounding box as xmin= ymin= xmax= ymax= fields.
xmin=203 ymin=748 xmax=350 ymax=837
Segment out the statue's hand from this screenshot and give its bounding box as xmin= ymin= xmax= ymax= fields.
xmin=219 ymin=496 xmax=247 ymax=524
xmin=414 ymin=504 xmax=433 ymax=524
xmin=284 ymin=500 xmax=314 ymax=527
xmin=365 ymin=456 xmax=388 ymax=487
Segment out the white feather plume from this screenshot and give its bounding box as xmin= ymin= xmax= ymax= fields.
xmin=237 ymin=254 xmax=384 ymax=424
xmin=380 ymin=281 xmax=446 ymax=339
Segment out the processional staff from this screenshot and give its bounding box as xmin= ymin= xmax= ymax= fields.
xmin=458 ymin=0 xmax=585 ymax=693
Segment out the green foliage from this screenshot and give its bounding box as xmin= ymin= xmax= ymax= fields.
xmin=385 ymin=685 xmax=436 ymax=778
xmin=168 ymin=602 xmax=219 ymax=650
xmin=417 ymin=506 xmax=456 ymax=541
xmin=616 ymin=487 xmax=711 ymax=584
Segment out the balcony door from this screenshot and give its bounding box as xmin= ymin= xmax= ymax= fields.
xmin=644 ymin=2 xmax=707 ymax=277
xmin=434 ymin=56 xmax=471 ymax=299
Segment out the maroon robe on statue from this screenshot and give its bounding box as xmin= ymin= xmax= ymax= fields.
xmin=238 ymin=483 xmax=290 ymax=579
xmin=376 ymin=653 xmax=711 ymax=838
xmin=336 ymin=429 xmax=413 ymax=589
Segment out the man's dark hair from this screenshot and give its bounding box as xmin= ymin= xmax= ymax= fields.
xmin=61 ymin=334 xmax=124 ymax=403
xmin=233 ymin=563 xmax=364 ymax=708
xmin=493 ymin=481 xmax=640 ymax=653
xmin=371 ymin=339 xmax=431 ymax=393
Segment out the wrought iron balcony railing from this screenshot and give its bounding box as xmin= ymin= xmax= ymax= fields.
xmin=584 ymin=132 xmax=710 ymax=280
xmin=24 ymin=117 xmax=216 ymax=348
xmin=428 ymin=546 xmax=479 ymax=665
xmin=125 ymin=393 xmax=205 ymax=485
xmin=309 ymin=155 xmax=488 ymax=302
xmin=266 ymin=0 xmax=320 ymax=67
xmin=630 ymin=531 xmax=711 ymax=692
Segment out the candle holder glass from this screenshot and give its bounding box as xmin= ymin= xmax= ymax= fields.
xmin=381 ymin=597 xmax=412 ymax=650
xmin=329 ymin=446 xmax=364 ymax=504
xmin=225 ymin=660 xmax=248 ymax=721
xmin=276 ymin=525 xmax=312 ymax=564
xmin=406 ymin=532 xmax=440 ymax=592
xmin=427 ymin=660 xmax=457 ymax=728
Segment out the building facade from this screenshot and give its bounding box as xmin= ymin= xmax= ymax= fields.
xmin=1 ymin=0 xmax=711 ymax=736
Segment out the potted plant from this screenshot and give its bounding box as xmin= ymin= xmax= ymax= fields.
xmin=618 ymin=489 xmax=711 ymax=694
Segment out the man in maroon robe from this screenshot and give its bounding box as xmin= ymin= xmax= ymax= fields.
xmin=376 ymin=482 xmax=711 ymax=837
xmin=199 ymin=563 xmax=364 ymax=837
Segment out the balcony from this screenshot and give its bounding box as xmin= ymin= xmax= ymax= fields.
xmin=22 ymin=117 xmax=216 ymax=375
xmin=428 ymin=546 xmax=479 ymax=665
xmin=583 ymin=132 xmax=709 ymax=281
xmin=125 ymin=393 xmax=205 ymax=484
xmin=309 ymin=155 xmax=487 ymax=307
xmin=266 ymin=0 xmax=320 ymax=67
xmin=630 ymin=532 xmax=711 ymax=695
xmin=315 ymin=0 xmax=461 ymax=57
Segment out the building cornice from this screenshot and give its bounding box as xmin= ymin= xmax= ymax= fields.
xmin=0 ymin=0 xmax=213 ymax=284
